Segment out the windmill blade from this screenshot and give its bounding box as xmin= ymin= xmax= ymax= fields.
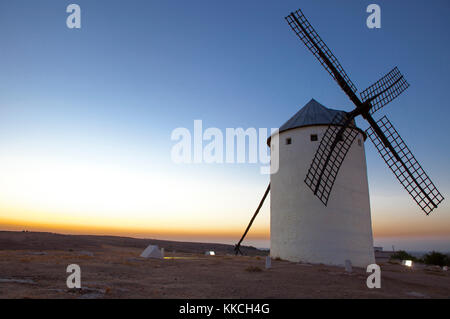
xmin=366 ymin=116 xmax=444 ymax=214
xmin=286 ymin=9 xmax=359 ymax=104
xmin=361 ymin=67 xmax=410 ymax=114
xmin=304 ymin=112 xmax=360 ymax=205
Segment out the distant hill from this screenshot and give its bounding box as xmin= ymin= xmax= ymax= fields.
xmin=0 ymin=231 xmax=265 ymax=256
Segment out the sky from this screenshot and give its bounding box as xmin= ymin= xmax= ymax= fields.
xmin=0 ymin=0 xmax=449 ymax=251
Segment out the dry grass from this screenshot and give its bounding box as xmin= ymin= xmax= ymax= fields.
xmin=245 ymin=266 xmax=262 ymax=273
xmin=1 ymin=231 xmax=450 ymax=299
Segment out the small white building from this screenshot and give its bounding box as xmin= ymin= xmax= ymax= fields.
xmin=269 ymin=99 xmax=375 ymax=267
xmin=140 ymin=245 xmax=163 ymax=259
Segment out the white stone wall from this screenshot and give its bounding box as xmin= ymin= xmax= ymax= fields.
xmin=270 ymin=125 xmax=375 ymax=267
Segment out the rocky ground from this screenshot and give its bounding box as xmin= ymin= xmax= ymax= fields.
xmin=0 ymin=231 xmax=449 ymax=299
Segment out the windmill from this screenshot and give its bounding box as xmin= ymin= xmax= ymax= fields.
xmin=235 ymin=9 xmax=444 ymax=262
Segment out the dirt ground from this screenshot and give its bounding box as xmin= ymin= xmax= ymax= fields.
xmin=0 ymin=231 xmax=449 ymax=299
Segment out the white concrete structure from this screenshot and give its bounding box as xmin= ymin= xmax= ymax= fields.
xmin=140 ymin=245 xmax=163 ymax=259
xmin=265 ymin=256 xmax=272 ymax=269
xmin=269 ymin=99 xmax=375 ymax=267
xmin=345 ymin=260 xmax=353 ymax=273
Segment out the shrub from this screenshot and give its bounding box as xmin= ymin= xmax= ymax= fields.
xmin=245 ymin=266 xmax=262 ymax=272
xmin=422 ymin=251 xmax=450 ymax=267
xmin=390 ymin=250 xmax=418 ymax=262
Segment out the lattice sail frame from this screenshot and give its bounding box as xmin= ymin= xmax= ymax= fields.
xmin=366 ymin=116 xmax=444 ymax=214
xmin=285 ymin=8 xmax=443 ymax=213
xmin=285 ymin=10 xmax=358 ymax=99
xmin=360 ymin=67 xmax=410 ymax=114
xmin=304 ymin=112 xmax=360 ymax=205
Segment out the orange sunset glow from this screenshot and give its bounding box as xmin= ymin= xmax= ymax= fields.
xmin=1 ymin=0 xmax=449 ymax=254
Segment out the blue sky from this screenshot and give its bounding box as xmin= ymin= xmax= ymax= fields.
xmin=0 ymin=0 xmax=449 ymax=251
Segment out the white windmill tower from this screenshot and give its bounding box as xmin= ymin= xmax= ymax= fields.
xmin=234 ymin=9 xmax=443 ymax=267
xmin=268 ymin=99 xmax=375 ymax=267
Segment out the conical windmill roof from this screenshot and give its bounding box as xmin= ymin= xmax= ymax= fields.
xmin=278 ymin=99 xmax=347 ymax=133
xmin=268 ymin=99 xmax=363 ymax=145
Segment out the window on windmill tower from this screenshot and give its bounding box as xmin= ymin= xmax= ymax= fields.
xmin=358 ymin=139 xmax=362 ymax=146
xmin=310 ymin=134 xmax=318 ymax=142
xmin=285 ymin=137 xmax=292 ymax=145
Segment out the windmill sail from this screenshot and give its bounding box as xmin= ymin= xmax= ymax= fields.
xmin=304 ymin=112 xmax=360 ymax=205
xmin=366 ymin=116 xmax=444 ymax=214
xmin=360 ymin=67 xmax=410 ymax=114
xmin=283 ymin=8 xmax=443 ymax=213
xmin=285 ymin=10 xmax=359 ymax=102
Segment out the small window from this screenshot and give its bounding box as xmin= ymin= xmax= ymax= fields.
xmin=357 ymin=139 xmax=362 ymax=146
xmin=285 ymin=137 xmax=292 ymax=145
xmin=310 ymin=134 xmax=318 ymax=142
